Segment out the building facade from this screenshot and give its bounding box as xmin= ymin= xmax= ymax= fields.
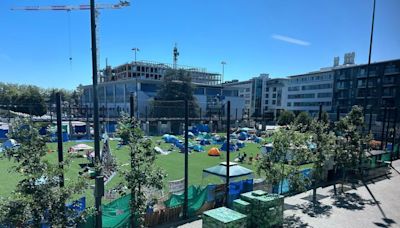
xmin=333 ymin=59 xmax=400 ymax=123
xmin=81 ymin=61 xmax=245 ymax=119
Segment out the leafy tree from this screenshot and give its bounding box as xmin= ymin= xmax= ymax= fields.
xmin=320 ymin=111 xmax=330 ymax=124
xmin=277 ymin=110 xmax=295 ymax=126
xmin=258 ymin=128 xmax=311 ymax=194
xmin=153 ymin=69 xmax=198 ymax=118
xmin=308 ymin=118 xmax=336 ymax=205
xmin=116 ymin=115 xmax=166 ymax=227
xmin=334 ymin=106 xmax=369 ymax=192
xmin=295 ymin=112 xmax=312 ymax=126
xmin=0 ymin=118 xmax=88 ymax=227
xmin=0 ymin=83 xmax=47 ymax=116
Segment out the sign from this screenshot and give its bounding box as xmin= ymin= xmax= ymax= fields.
xmin=168 ymin=178 xmax=185 ymax=194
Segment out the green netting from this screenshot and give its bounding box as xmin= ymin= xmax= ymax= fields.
xmin=79 ymin=194 xmax=131 ymax=228
xmin=164 ymin=185 xmax=208 ymax=216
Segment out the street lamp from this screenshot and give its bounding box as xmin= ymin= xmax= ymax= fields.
xmin=132 ymin=48 xmax=140 ymax=119
xmin=221 ymin=61 xmax=226 ymax=84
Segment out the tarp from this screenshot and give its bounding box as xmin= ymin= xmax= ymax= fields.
xmin=208 ymin=147 xmax=220 ymax=156
xmin=164 ymin=135 xmax=179 ymax=144
xmin=254 ymin=137 xmax=264 ymax=143
xmin=164 ymin=185 xmax=208 ymax=216
xmin=0 ymin=129 xmax=8 ymax=139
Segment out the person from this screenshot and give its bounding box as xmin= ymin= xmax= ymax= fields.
xmin=255 ymin=153 xmax=260 ymax=161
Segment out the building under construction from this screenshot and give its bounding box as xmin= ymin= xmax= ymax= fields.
xmin=100 ymin=60 xmax=222 ymax=85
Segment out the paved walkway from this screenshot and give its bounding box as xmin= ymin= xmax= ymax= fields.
xmin=175 ymin=160 xmax=400 ymax=228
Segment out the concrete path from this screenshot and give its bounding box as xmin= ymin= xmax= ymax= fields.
xmin=175 ymin=160 xmax=400 ymax=228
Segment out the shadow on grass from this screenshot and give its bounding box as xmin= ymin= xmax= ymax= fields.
xmin=283 ymin=215 xmax=311 ymax=228
xmin=333 ymin=192 xmax=375 ymax=210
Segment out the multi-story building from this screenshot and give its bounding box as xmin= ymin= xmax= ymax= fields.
xmin=80 ymin=61 xmax=245 ymax=119
xmin=285 ymin=69 xmax=334 ymax=116
xmin=101 ymin=60 xmax=221 ymax=85
xmin=333 ymin=59 xmax=400 ymax=125
xmin=263 ymin=78 xmax=288 ymax=120
xmin=223 ymin=80 xmax=252 ymax=117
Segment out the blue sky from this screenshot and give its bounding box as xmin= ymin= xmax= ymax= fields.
xmin=0 ymin=0 xmax=399 ymax=89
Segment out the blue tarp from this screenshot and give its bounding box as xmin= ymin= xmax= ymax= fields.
xmin=164 ymin=135 xmax=179 ymax=144
xmin=273 ymin=168 xmax=312 ymax=194
xmin=39 ymin=127 xmax=47 ymax=136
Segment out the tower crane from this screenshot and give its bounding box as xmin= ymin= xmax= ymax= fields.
xmin=11 ymin=0 xmax=130 ymax=71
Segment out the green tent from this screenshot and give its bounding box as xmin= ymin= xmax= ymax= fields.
xmin=164 ymin=185 xmax=208 ymax=216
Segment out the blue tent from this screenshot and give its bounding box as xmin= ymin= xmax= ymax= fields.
xmin=196 ymin=124 xmax=210 ymax=133
xmin=236 ymin=141 xmax=245 ymax=148
xmin=193 ymin=145 xmax=204 ymax=152
xmin=238 ymin=132 xmax=248 ymax=140
xmin=254 ymin=137 xmax=264 ymax=143
xmin=164 ymin=135 xmax=179 ymax=144
xmin=220 ymin=142 xmax=238 ymax=152
xmin=39 ymin=126 xmax=48 ymax=136
xmin=3 ymin=139 xmax=18 ymax=149
xmin=0 ymin=129 xmax=8 ymax=139
xmin=174 ymin=141 xmax=184 ymax=149
xmin=75 ymin=125 xmax=86 ymax=134
xmin=200 ymin=139 xmax=211 ymax=145
xmin=189 ymin=126 xmax=199 ymax=135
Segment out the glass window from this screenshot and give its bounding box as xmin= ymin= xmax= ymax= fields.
xmin=194 ymin=87 xmax=205 ymax=95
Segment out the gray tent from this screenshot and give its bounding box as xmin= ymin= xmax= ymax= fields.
xmin=202 ymin=162 xmax=254 ymax=182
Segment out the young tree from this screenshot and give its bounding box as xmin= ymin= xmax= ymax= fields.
xmin=258 ymin=128 xmax=311 ymax=195
xmin=153 ymin=69 xmax=198 ymax=118
xmin=277 ymin=110 xmax=295 ymax=126
xmin=0 ymin=118 xmax=88 ymax=227
xmin=295 ymin=112 xmax=312 ymax=126
xmin=117 ymin=115 xmax=166 ymax=227
xmin=308 ymin=118 xmax=336 ymax=205
xmin=334 ymin=106 xmax=369 ymax=192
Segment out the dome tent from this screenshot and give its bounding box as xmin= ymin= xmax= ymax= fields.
xmin=3 ymin=139 xmax=18 ymax=150
xmin=193 ymin=145 xmax=204 ymax=152
xmin=236 ymin=141 xmax=245 ymax=148
xmin=200 ymin=139 xmax=211 ymax=145
xmin=238 ymin=132 xmax=248 ymax=140
xmin=208 ymin=147 xmax=221 ymax=156
xmin=220 ymin=141 xmax=238 ymax=152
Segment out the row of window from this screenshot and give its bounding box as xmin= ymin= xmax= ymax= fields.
xmin=290 ymin=101 xmax=332 ymax=107
xmin=289 ymin=74 xmax=332 ymax=84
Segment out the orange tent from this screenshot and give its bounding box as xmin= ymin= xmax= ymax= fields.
xmin=208 ymin=147 xmax=221 ymax=156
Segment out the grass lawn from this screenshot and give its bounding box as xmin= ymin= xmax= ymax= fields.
xmin=0 ymin=134 xmax=311 ymax=205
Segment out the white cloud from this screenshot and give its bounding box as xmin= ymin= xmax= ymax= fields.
xmin=272 ymin=34 xmax=310 ymax=46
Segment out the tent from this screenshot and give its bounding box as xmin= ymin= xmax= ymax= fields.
xmin=193 ymin=145 xmax=204 ymax=152
xmin=188 ymin=132 xmax=195 ymax=138
xmin=254 ymin=137 xmax=264 ymax=143
xmin=202 ymin=162 xmax=254 ymax=181
xmin=196 ymin=124 xmax=210 ymax=133
xmin=208 ymin=147 xmax=221 ymax=156
xmin=200 ymin=139 xmax=211 ymax=145
xmin=164 ymin=135 xmax=179 ymax=144
xmin=230 ymin=133 xmax=237 ymax=139
xmin=236 ymin=141 xmax=245 ymax=148
xmin=261 ymin=143 xmax=274 ymax=154
xmin=238 ymin=132 xmax=248 ymax=140
xmin=3 ymin=139 xmax=18 ymax=150
xmin=220 ymin=142 xmax=238 ymax=152
xmin=69 ymin=144 xmax=93 ymax=153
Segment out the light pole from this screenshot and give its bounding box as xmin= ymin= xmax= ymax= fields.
xmin=132 ymin=47 xmax=140 ymax=119
xmin=221 ymin=61 xmax=226 ymax=84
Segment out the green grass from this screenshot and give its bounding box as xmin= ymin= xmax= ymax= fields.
xmin=0 ymin=134 xmax=311 ymax=205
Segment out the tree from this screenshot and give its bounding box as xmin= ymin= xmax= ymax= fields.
xmin=153 ymin=69 xmax=198 ymax=118
xmin=334 ymin=106 xmax=369 ymax=192
xmin=308 ymin=118 xmax=336 ymax=205
xmin=116 ymin=115 xmax=166 ymax=227
xmin=258 ymin=128 xmax=311 ymax=195
xmin=277 ymin=110 xmax=295 ymax=126
xmin=0 ymin=118 xmax=88 ymax=227
xmin=294 ymin=112 xmax=312 ymax=132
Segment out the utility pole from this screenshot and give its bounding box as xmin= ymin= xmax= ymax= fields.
xmin=132 ymin=47 xmax=140 ymax=119
xmin=364 ymin=0 xmax=376 ymax=132
xmin=90 ymin=0 xmax=103 ymax=227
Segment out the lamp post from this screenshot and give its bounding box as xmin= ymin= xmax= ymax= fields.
xmin=221 ymin=61 xmax=226 ymax=84
xmin=132 ymin=47 xmax=140 ymax=119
